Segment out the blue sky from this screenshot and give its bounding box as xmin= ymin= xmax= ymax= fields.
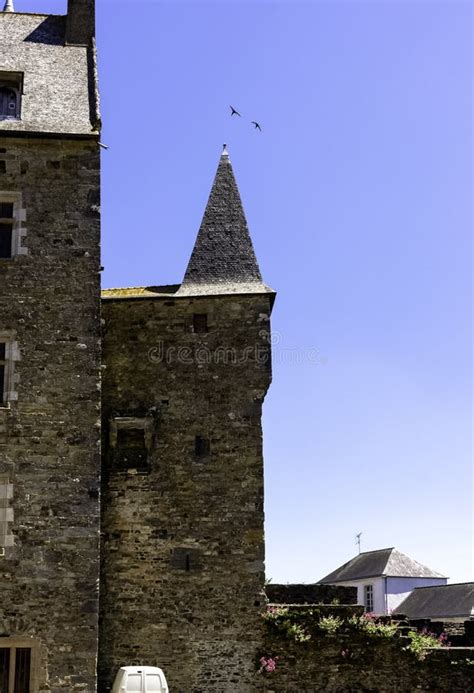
xmin=24 ymin=0 xmax=472 ymax=582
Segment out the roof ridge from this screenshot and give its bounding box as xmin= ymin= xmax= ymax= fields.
xmin=411 ymin=582 xmax=473 ymax=590
xmin=359 ymin=547 xmax=394 ymax=555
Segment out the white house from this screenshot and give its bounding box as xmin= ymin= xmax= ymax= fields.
xmin=318 ymin=548 xmax=447 ymax=614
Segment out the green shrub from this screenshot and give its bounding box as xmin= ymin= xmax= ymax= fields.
xmin=404 ymin=630 xmax=444 ymax=661
xmin=318 ymin=615 xmax=343 ymax=634
xmin=262 ymin=606 xmax=311 ymax=643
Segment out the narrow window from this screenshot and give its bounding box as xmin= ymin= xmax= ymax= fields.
xmin=0 ymin=649 xmax=9 ymax=693
xmin=364 ymin=584 xmax=374 ymax=613
xmin=0 ymin=342 xmax=7 ymax=404
xmin=0 ymin=194 xmax=26 ymax=260
xmin=14 ymin=649 xmax=31 ymax=693
xmin=0 ymin=203 xmax=13 ymax=259
xmin=0 ymin=477 xmax=14 ymax=551
xmin=0 ymin=335 xmax=18 ymax=406
xmin=193 ymin=314 xmax=208 ymax=334
xmin=195 ymin=436 xmax=210 ymax=459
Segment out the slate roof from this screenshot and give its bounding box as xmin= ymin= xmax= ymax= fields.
xmin=395 ymin=583 xmax=474 ymax=619
xmin=179 ymin=147 xmax=274 ymax=297
xmin=0 ymin=12 xmax=99 ymax=136
xmin=319 ymin=548 xmax=446 ymax=583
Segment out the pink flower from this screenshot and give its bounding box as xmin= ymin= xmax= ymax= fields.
xmin=259 ymin=656 xmax=279 ymax=674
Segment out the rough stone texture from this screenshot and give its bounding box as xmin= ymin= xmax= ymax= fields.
xmin=266 ymin=584 xmax=357 ymax=605
xmin=66 ymin=0 xmax=95 ymax=47
xmin=99 ymin=292 xmax=274 ymax=692
xmin=262 ymin=632 xmax=474 ymax=692
xmin=0 ymin=137 xmax=101 ymax=691
xmin=0 ymin=12 xmax=98 ymax=136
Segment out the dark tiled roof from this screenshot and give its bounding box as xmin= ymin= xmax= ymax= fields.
xmin=319 ymin=548 xmax=446 ymax=583
xmin=0 ymin=13 xmax=99 ymax=136
xmin=395 ymin=583 xmax=474 ymax=619
xmin=180 ymin=148 xmax=273 ymax=297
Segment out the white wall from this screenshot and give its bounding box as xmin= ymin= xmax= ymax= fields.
xmin=333 ymin=576 xmax=448 ymax=614
xmin=386 ymin=577 xmax=448 ymax=613
xmin=336 ymin=578 xmax=385 ymax=613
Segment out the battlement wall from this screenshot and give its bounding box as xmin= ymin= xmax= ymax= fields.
xmin=266 ymin=583 xmax=357 ymax=605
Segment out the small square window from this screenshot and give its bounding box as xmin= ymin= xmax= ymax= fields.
xmin=193 ymin=314 xmax=208 ymax=334
xmin=0 ymin=72 xmax=23 ymax=121
xmin=170 ymin=547 xmax=203 ymax=572
xmin=115 ymin=428 xmax=149 ymax=471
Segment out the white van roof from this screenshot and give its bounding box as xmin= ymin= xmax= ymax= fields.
xmin=118 ymin=667 xmax=166 ymax=674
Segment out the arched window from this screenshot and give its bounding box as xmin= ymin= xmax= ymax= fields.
xmin=0 ymin=86 xmax=19 ymax=119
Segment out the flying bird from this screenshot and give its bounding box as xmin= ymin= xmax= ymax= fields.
xmin=251 ymin=121 xmax=262 ymax=131
xmin=230 ymin=106 xmax=241 ymax=117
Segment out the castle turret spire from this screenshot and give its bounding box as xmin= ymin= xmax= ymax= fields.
xmin=3 ymin=0 xmax=14 ymax=12
xmin=181 ymin=146 xmax=271 ymax=295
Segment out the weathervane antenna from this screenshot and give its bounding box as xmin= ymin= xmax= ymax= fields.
xmin=355 ymin=532 xmax=362 ymax=554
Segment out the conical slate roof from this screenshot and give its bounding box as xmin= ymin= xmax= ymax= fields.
xmin=319 ymin=548 xmax=446 ymax=583
xmin=179 ymin=146 xmax=273 ymax=296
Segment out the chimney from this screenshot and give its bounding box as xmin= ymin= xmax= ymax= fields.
xmin=65 ymin=0 xmax=95 ymax=46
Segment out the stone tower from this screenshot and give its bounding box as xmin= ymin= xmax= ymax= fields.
xmin=99 ymin=148 xmax=275 ymax=691
xmin=0 ymin=2 xmax=101 ymax=691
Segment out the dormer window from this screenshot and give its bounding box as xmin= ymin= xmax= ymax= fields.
xmin=0 ymin=72 xmax=23 ymax=121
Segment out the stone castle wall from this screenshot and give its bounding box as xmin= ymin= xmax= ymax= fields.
xmin=266 ymin=584 xmax=357 ymax=605
xmin=261 ymin=605 xmax=474 ymax=692
xmin=99 ymin=292 xmax=273 ymax=692
xmin=262 ymin=629 xmax=474 ymax=692
xmin=0 ymin=138 xmax=101 ymax=691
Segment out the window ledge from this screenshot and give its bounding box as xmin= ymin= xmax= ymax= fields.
xmin=0 ymin=256 xmax=25 ymax=263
